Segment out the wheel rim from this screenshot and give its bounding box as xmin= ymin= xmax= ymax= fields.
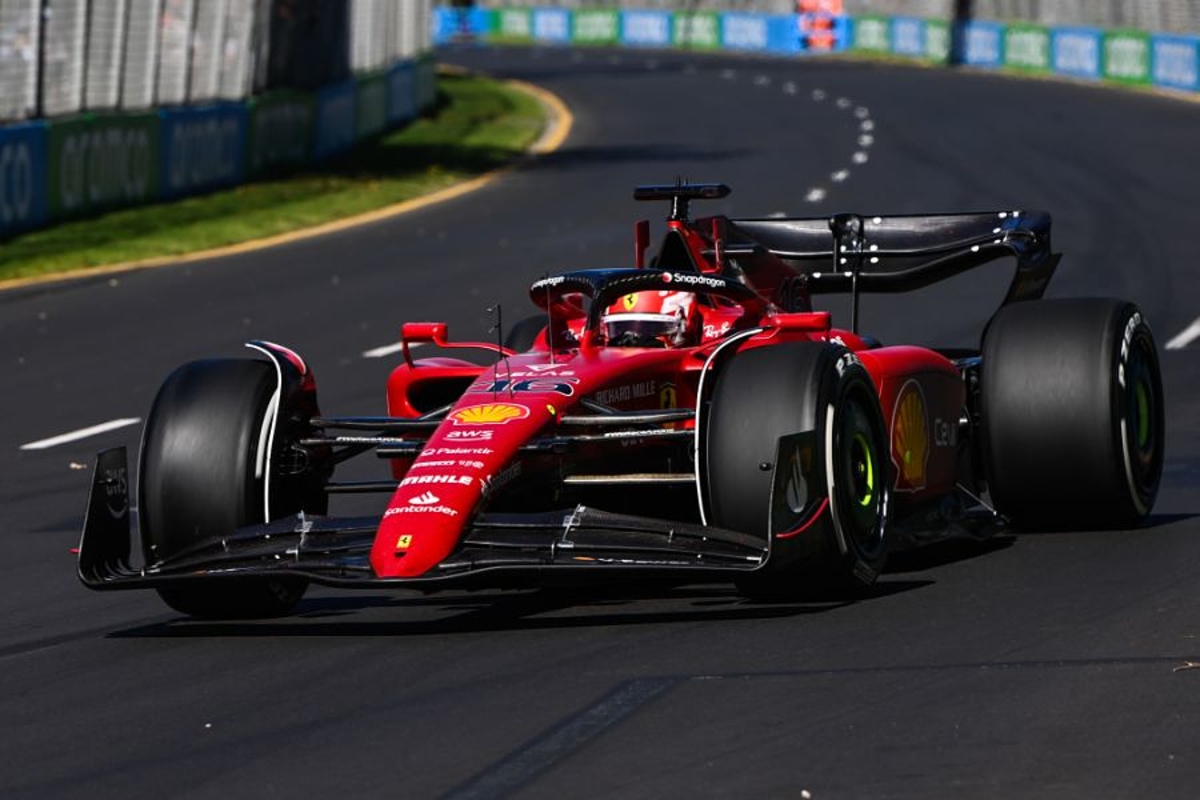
xmin=836 ymin=392 xmax=886 ymax=554
xmin=1123 ymin=333 xmax=1160 ymax=500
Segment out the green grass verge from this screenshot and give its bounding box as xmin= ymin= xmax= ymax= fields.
xmin=0 ymin=73 xmax=546 ymax=282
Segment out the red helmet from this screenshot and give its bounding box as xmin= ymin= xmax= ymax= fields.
xmin=602 ymin=291 xmax=697 ymax=347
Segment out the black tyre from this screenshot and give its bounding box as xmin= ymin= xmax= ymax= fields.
xmin=504 ymin=315 xmax=546 ymax=352
xmin=140 ymin=359 xmax=310 ymax=618
xmin=706 ymin=342 xmax=890 ymax=598
xmin=981 ymin=299 xmax=1163 ymax=529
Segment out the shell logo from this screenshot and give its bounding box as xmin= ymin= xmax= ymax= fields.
xmin=450 ymin=403 xmax=530 ymax=426
xmin=891 ymin=380 xmax=929 ymax=492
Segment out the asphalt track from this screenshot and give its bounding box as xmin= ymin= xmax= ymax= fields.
xmin=3 ymin=45 xmax=1200 ymax=798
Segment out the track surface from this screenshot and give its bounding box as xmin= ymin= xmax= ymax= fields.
xmin=3 ymin=46 xmax=1200 ymax=798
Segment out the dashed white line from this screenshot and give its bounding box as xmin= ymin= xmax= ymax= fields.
xmin=831 ymin=169 xmax=851 ymax=183
xmin=1166 ymin=318 xmax=1200 ymax=350
xmin=861 ymin=119 xmax=875 ymax=132
xmin=805 ymin=188 xmax=827 ymax=203
xmin=782 ymin=81 xmax=797 ymax=94
xmin=852 ymin=152 xmax=869 ymax=164
xmin=20 ymin=418 xmax=142 ymax=451
xmin=362 ymin=341 xmax=425 ymax=359
xmin=753 ymin=75 xmax=771 ymax=87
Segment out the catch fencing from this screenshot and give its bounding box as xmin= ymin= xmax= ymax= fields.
xmin=0 ymin=0 xmax=436 ymax=239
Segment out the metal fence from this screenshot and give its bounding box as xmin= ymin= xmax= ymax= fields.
xmin=0 ymin=0 xmax=433 ymax=123
xmin=473 ymin=1 xmax=1200 ymax=34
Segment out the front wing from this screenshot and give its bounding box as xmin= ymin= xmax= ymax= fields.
xmin=78 ymin=448 xmax=770 ymax=592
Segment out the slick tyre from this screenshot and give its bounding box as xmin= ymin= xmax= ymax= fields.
xmin=706 ymin=342 xmax=889 ymax=599
xmin=981 ymin=299 xmax=1163 ymax=529
xmin=139 ymin=359 xmax=309 ymax=618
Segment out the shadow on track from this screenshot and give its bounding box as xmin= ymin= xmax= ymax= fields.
xmin=106 ymin=578 xmax=934 ymax=639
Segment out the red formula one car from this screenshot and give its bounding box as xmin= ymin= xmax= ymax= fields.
xmin=79 ymin=184 xmax=1164 ymax=617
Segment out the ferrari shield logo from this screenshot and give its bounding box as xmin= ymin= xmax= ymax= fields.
xmin=395 ymin=534 xmax=413 ymax=550
xmin=623 ymin=294 xmax=638 ymax=311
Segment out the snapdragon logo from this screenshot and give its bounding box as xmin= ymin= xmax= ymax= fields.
xmin=662 ymin=271 xmax=727 ymax=289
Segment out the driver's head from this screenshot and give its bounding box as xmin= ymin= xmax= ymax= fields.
xmin=602 ymin=291 xmax=696 ymax=347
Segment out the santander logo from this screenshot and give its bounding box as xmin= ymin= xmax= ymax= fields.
xmin=409 ymin=492 xmax=440 ymax=505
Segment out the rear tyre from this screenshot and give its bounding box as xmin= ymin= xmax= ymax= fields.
xmin=140 ymin=359 xmax=310 ymax=618
xmin=706 ymin=343 xmax=889 ymax=599
xmin=981 ymin=299 xmax=1163 ymax=529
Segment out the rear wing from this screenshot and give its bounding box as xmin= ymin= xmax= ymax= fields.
xmin=718 ymin=210 xmax=1060 ymax=309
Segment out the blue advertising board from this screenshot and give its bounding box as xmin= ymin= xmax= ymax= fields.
xmin=1051 ymin=28 xmax=1103 ymax=80
xmin=387 ymin=61 xmax=417 ymax=125
xmin=1150 ymin=34 xmax=1200 ymax=92
xmin=313 ymin=80 xmax=358 ymax=160
xmin=963 ymin=21 xmax=1004 ymax=68
xmin=431 ymin=6 xmax=491 ymax=44
xmin=532 ymin=8 xmax=571 ymax=44
xmin=0 ymin=120 xmax=47 ymax=236
xmin=620 ymin=10 xmax=671 ymax=47
xmin=721 ymin=13 xmax=770 ymax=52
xmin=160 ymin=104 xmax=247 ymax=200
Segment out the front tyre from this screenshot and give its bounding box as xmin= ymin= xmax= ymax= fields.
xmin=981 ymin=299 xmax=1164 ymax=529
xmin=706 ymin=342 xmax=889 ymax=599
xmin=140 ymin=359 xmax=310 ymax=618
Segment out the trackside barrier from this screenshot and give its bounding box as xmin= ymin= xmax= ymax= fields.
xmin=432 ymin=6 xmax=1199 ymax=93
xmin=0 ymin=56 xmax=437 ymax=239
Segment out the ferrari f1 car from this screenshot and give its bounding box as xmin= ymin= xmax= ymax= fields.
xmin=78 ymin=183 xmax=1164 ymax=617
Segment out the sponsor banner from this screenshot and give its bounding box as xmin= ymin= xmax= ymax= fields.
xmin=963 ymin=21 xmax=1004 ymax=68
xmin=415 ymin=55 xmax=438 ymax=112
xmin=495 ymin=8 xmax=533 ymax=42
xmin=532 ymin=8 xmax=570 ymax=44
xmin=1150 ymin=35 xmax=1199 ymax=92
xmin=1004 ymin=24 xmax=1051 ymax=73
xmin=925 ymin=19 xmax=950 ymax=62
xmin=0 ymin=121 xmax=48 ymax=236
xmin=620 ymin=10 xmax=671 ymax=48
xmin=46 ymin=113 xmax=158 ymax=219
xmin=247 ymin=90 xmax=314 ymax=178
xmin=313 ymin=79 xmax=358 ymax=160
xmin=387 ymin=61 xmax=417 ymax=125
xmin=769 ymin=14 xmax=806 ymax=55
xmin=721 ymin=13 xmax=770 ymax=52
xmin=851 ymin=16 xmax=890 ymax=53
xmin=1104 ymin=30 xmax=1151 ymax=85
xmin=356 ymin=72 xmax=389 ymax=141
xmin=1051 ymin=28 xmax=1102 ymax=81
xmin=430 ymin=6 xmax=492 ymax=44
xmin=673 ymin=12 xmax=720 ymax=50
xmin=160 ymin=104 xmax=246 ymax=200
xmin=891 ymin=17 xmax=925 ymax=59
xmin=572 ymin=9 xmax=618 ymax=45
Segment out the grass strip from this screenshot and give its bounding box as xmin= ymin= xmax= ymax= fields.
xmin=0 ymin=73 xmax=546 ymax=282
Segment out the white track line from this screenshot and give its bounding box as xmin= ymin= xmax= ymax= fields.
xmin=362 ymin=341 xmax=425 ymax=359
xmin=20 ymin=418 xmax=141 ymax=451
xmin=1166 ymin=318 xmax=1200 ymax=350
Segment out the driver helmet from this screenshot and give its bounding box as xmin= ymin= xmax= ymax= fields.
xmin=602 ymin=291 xmax=697 ymax=347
